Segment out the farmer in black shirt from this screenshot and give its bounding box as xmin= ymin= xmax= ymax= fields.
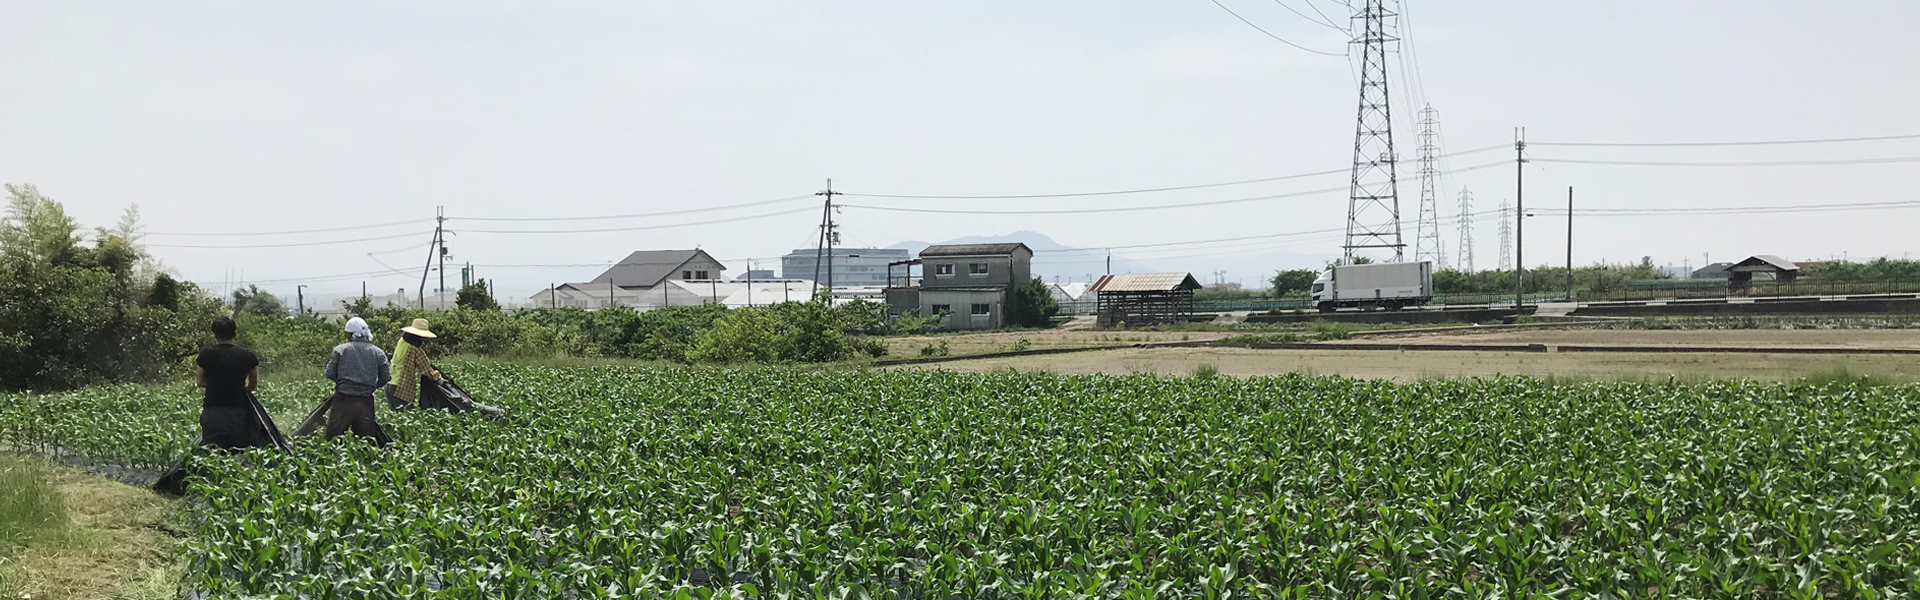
xmin=196 ymin=316 xmax=273 ymax=449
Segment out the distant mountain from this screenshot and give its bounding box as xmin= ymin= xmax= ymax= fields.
xmin=888 ymin=231 xmax=1337 ymax=289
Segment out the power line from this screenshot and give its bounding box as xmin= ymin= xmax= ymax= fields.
xmin=146 ymin=218 xmax=430 ymax=237
xmin=845 ymin=184 xmax=1349 ymax=215
xmin=1035 ymin=208 xmax=1500 ymax=254
xmin=1531 ymin=133 xmax=1920 ymax=148
xmin=1530 ymin=156 xmax=1920 ymax=168
xmin=1269 ymin=0 xmax=1345 ymax=30
xmin=1302 ymin=0 xmax=1345 ymax=30
xmin=455 ymin=206 xmax=817 ymax=234
xmin=1203 ymin=0 xmax=1346 ymax=57
xmin=447 ymin=195 xmax=814 ymax=222
xmin=840 ymin=144 xmax=1506 ymax=200
xmin=148 ymin=230 xmax=432 ymax=249
xmin=1533 ymin=199 xmax=1920 ymax=216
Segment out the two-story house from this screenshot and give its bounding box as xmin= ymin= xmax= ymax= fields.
xmin=885 ymin=243 xmax=1032 ymax=330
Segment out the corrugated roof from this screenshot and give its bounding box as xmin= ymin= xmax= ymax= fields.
xmin=920 ymin=243 xmax=1030 ymax=257
xmin=1731 ymin=255 xmax=1800 ymax=272
xmin=588 ymin=249 xmax=727 ymax=288
xmin=1089 ymin=273 xmax=1202 ymax=293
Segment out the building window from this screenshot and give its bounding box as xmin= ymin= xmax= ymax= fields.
xmin=682 ymin=270 xmax=693 ymax=279
xmin=969 ymin=263 xmax=989 ymax=276
xmin=695 ymin=270 xmax=709 ymax=280
xmin=971 ymin=303 xmax=990 ymax=316
xmin=931 ymin=304 xmax=951 ymax=315
xmin=935 ymin=264 xmax=954 ymax=276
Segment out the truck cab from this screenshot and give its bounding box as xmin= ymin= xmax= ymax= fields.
xmin=1309 ymin=272 xmax=1333 ymax=305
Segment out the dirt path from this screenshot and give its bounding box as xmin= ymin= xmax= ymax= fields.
xmin=895 ymin=346 xmax=1919 ymax=382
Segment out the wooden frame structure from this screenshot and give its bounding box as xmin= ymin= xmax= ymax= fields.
xmin=1091 ymin=273 xmax=1202 ymax=327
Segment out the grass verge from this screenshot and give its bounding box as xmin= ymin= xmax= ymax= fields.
xmin=0 ymin=457 xmax=187 ymax=600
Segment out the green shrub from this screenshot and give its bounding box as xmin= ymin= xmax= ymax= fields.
xmin=919 ymin=340 xmax=950 ymax=357
xmin=849 ymin=336 xmax=890 ymax=358
xmin=1192 ymin=363 xmax=1219 ymax=379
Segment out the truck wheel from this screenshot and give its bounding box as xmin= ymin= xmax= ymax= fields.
xmin=1384 ymin=301 xmax=1403 ymax=311
xmin=1316 ymin=303 xmax=1334 ymax=313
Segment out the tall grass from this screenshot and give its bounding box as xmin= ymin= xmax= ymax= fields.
xmin=1799 ymin=366 xmax=1897 ymax=388
xmin=0 ymin=456 xmax=64 ymax=554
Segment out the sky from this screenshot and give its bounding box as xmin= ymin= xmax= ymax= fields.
xmin=5 ymin=1 xmax=1918 ymax=302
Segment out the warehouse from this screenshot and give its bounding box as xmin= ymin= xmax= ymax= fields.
xmin=1090 ymin=272 xmax=1201 ymax=327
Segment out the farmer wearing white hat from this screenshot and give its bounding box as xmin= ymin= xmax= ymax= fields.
xmin=388 ymin=318 xmax=442 ymax=409
xmin=318 ymin=317 xmax=393 ymax=446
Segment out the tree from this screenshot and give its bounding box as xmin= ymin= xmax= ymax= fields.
xmin=1270 ymin=269 xmax=1319 ymax=296
xmin=0 ymin=185 xmax=221 ymax=390
xmin=457 ymin=279 xmax=499 ymax=311
xmin=1007 ymin=277 xmax=1059 ymax=328
xmin=231 ymin=284 xmax=288 ymax=317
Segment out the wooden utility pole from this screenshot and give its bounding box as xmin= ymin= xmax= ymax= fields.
xmin=417 ymin=207 xmax=445 ymax=308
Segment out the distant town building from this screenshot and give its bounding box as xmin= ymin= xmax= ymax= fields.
xmin=884 ymin=243 xmax=1033 ymax=331
xmin=781 ymin=248 xmax=910 ymax=288
xmin=733 ymin=269 xmax=776 ymax=282
xmin=528 ymin=249 xmax=727 ymax=309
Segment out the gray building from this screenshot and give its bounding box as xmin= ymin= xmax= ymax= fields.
xmin=781 ymin=247 xmax=910 ymax=288
xmin=885 ymin=243 xmax=1033 ymax=331
xmin=528 ymin=249 xmax=727 ymax=309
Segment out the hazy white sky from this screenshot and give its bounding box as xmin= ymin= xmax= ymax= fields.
xmin=5 ymin=1 xmax=1917 ymax=299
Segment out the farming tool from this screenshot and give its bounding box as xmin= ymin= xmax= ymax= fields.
xmin=152 ymin=391 xmax=289 ymax=496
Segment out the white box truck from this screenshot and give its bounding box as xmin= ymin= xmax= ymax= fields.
xmin=1310 ymin=261 xmax=1434 ymax=311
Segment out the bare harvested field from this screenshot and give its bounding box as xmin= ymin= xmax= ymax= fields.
xmin=1335 ymin=327 xmax=1920 ymax=349
xmin=894 ymin=346 xmax=1919 ymax=382
xmin=883 ymin=329 xmax=1234 ymax=356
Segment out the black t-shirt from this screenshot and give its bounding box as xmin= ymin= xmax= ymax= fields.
xmin=197 ymin=343 xmax=260 ymax=407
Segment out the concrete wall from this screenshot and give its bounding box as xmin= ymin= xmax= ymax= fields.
xmin=924 ymin=252 xmax=1028 ymax=290
xmin=921 ymin=289 xmax=1006 ymax=330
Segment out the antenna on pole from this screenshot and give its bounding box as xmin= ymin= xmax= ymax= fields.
xmin=1342 ymin=0 xmax=1404 ymax=264
xmin=1455 ymin=187 xmax=1476 ymax=273
xmin=1413 ymin=105 xmax=1444 ymax=268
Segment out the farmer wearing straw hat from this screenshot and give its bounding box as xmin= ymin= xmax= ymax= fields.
xmin=388 ymin=318 xmax=442 ymax=410
xmin=319 ymin=317 xmax=393 ymax=446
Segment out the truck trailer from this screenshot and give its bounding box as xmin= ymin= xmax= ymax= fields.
xmin=1310 ymin=261 xmax=1434 ymax=311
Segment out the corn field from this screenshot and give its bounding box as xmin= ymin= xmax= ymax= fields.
xmin=3 ymin=366 xmax=1919 ymax=597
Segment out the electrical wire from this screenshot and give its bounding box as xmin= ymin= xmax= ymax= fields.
xmin=1530 ymin=156 xmax=1920 ymax=168
xmin=148 ymin=230 xmax=432 ymax=249
xmin=1303 ymin=0 xmax=1345 ymax=30
xmin=1532 ymin=200 xmax=1920 ymax=217
xmin=455 ymin=206 xmax=817 ymax=234
xmin=842 ymin=145 xmax=1506 ymax=200
xmin=1269 ymin=0 xmax=1345 ymax=30
xmin=146 ymin=218 xmax=431 ymax=237
xmin=447 ymin=195 xmax=815 ymax=222
xmin=841 ymin=160 xmax=1512 ymax=215
xmin=1531 ymin=133 xmax=1920 ymax=148
xmin=1203 ymin=0 xmax=1346 ymax=57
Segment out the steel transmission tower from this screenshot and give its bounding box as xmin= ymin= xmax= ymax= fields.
xmin=1497 ymin=198 xmax=1514 ymax=271
xmin=1342 ymin=0 xmax=1404 ymax=263
xmin=1413 ymin=105 xmax=1444 ymax=268
xmin=1455 ymin=187 xmax=1475 ymax=273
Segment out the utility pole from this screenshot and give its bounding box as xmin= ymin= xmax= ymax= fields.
xmin=746 ymin=260 xmax=753 ymax=307
xmin=812 ymin=179 xmax=840 ymax=300
xmin=1414 ymin=105 xmax=1444 ymax=268
xmin=550 ymin=283 xmax=556 ymax=309
xmin=1105 ymin=250 xmax=1112 ymax=276
xmin=417 ymin=207 xmax=445 ymax=308
xmin=437 ymin=206 xmax=448 ymax=302
xmin=1566 ymin=186 xmax=1574 ymax=302
xmin=1343 ymin=0 xmax=1405 ymax=263
xmin=296 ymin=285 xmax=306 ymax=314
xmin=1455 ymin=187 xmax=1475 ymax=273
xmin=361 ymin=281 xmax=367 ymax=303
xmin=1514 ymin=129 xmax=1527 ymax=309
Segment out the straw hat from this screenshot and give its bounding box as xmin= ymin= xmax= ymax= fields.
xmin=400 ymin=318 xmax=437 ymax=338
